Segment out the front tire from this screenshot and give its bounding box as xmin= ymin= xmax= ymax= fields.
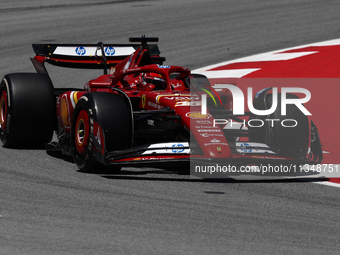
xmin=70 ymin=92 xmax=133 ymax=172
xmin=249 ymin=93 xmax=309 ymax=159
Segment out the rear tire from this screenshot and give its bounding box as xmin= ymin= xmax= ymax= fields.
xmin=70 ymin=92 xmax=133 ymax=172
xmin=0 ymin=73 xmax=55 ymax=148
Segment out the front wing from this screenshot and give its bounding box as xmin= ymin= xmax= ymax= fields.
xmin=97 ymin=121 xmax=323 ymax=167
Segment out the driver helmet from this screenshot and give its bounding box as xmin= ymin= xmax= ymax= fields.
xmin=139 ymin=72 xmax=166 ymax=90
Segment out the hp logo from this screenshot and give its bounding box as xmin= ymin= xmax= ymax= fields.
xmin=75 ymin=47 xmax=86 ymax=56
xmin=105 ymin=47 xmax=115 ymax=56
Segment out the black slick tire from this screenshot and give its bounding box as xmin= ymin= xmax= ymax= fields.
xmin=0 ymin=73 xmax=55 ymax=148
xmin=70 ymin=92 xmax=133 ymax=172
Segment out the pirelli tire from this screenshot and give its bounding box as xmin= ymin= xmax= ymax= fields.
xmin=70 ymin=92 xmax=133 ymax=172
xmin=0 ymin=73 xmax=55 ymax=148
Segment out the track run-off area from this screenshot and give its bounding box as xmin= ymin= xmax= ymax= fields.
xmin=1 ymin=1 xmax=340 ymax=254
xmin=194 ymin=39 xmax=340 ymax=186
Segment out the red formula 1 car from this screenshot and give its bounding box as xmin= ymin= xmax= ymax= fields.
xmin=0 ymin=37 xmax=323 ymax=172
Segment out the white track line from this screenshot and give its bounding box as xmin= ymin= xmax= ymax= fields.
xmin=193 ymin=38 xmax=340 ymax=73
xmin=314 ymin=181 xmax=340 ymax=188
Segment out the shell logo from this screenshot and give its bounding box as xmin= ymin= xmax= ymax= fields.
xmin=185 ymin=111 xmax=211 ymax=119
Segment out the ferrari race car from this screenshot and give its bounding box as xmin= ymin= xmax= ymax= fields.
xmin=0 ymin=37 xmax=323 ymax=172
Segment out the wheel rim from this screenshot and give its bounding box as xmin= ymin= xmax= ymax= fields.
xmin=75 ymin=109 xmax=90 ymax=155
xmin=0 ymin=90 xmax=7 ymax=132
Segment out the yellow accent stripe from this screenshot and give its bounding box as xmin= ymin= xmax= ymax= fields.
xmin=73 ymin=91 xmax=79 ymax=105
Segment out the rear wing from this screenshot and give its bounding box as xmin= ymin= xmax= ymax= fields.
xmin=31 ymin=42 xmax=161 ymax=71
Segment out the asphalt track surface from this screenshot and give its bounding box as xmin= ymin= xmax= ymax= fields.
xmin=1 ymin=1 xmax=340 ymax=254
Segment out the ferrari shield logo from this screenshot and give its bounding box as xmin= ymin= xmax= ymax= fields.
xmin=141 ymin=94 xmax=146 ymax=108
